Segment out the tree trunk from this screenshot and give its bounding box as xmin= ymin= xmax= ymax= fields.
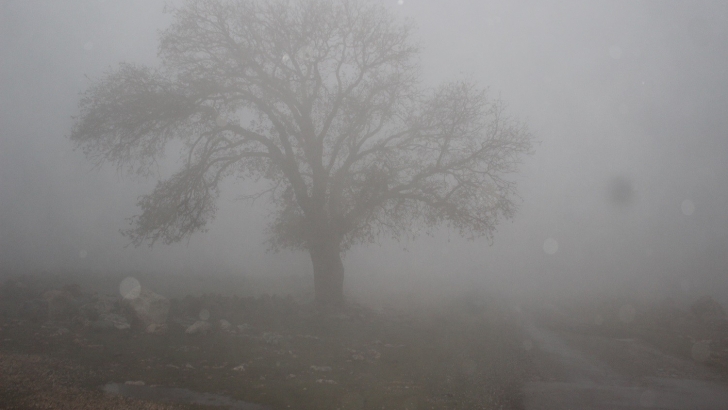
xmin=309 ymin=237 xmax=344 ymax=308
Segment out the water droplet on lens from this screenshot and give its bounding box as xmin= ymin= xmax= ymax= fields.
xmin=84 ymin=41 xmax=94 ymax=51
xmin=543 ymin=237 xmax=559 ymax=255
xmin=608 ymin=176 xmax=634 ymax=206
xmin=78 ymin=250 xmax=87 ymax=259
xmin=215 ymin=115 xmax=227 ymax=127
xmin=681 ymin=199 xmax=695 ymax=216
xmin=523 ymin=340 xmax=533 ymax=351
xmin=398 ymin=0 xmax=404 ymax=5
xmin=199 ymin=309 xmax=210 ymax=321
xmin=119 ymin=277 xmax=141 ymax=300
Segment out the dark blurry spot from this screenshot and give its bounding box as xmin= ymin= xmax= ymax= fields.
xmin=607 ymin=176 xmax=634 ymax=206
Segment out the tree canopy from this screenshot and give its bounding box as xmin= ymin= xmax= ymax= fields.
xmin=71 ymin=0 xmax=533 ymax=305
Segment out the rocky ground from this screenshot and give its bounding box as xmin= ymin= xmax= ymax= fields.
xmin=5 ymin=272 xmax=728 ymax=410
xmin=0 ymin=273 xmax=527 ymax=410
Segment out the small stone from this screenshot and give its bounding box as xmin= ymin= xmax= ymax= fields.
xmin=310 ymin=365 xmax=332 ymax=372
xmin=146 ymin=323 xmax=168 ymax=335
xmin=262 ymin=332 xmax=282 ymax=345
xmin=99 ymin=313 xmax=130 ymax=330
xmin=219 ymin=319 xmax=231 ymax=331
xmin=185 ymin=320 xmax=212 ymax=335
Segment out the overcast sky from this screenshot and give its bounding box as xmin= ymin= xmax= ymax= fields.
xmin=2 ymin=0 xmax=727 ymax=302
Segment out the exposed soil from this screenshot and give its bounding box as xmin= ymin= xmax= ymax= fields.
xmin=0 ymin=273 xmax=527 ymax=410
xmin=7 ymin=272 xmax=728 ymax=409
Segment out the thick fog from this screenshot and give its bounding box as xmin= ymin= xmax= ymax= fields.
xmin=2 ymin=0 xmax=728 ymax=305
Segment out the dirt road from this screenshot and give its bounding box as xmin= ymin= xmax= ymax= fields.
xmin=521 ymin=322 xmax=728 ymax=409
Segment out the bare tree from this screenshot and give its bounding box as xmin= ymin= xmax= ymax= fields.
xmin=71 ymin=0 xmax=533 ymax=307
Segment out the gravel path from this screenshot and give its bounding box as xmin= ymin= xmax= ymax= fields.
xmin=521 ymin=322 xmax=728 ymax=409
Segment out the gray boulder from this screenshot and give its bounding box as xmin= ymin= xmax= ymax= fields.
xmin=185 ymin=320 xmax=212 ymax=335
xmin=123 ymin=288 xmax=170 ymax=328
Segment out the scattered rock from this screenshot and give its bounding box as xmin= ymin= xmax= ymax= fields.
xmin=233 ymin=364 xmax=246 ymax=371
xmin=262 ymin=332 xmax=283 ymax=345
xmin=145 ymin=323 xmax=168 ymax=335
xmin=93 ymin=294 xmax=119 ymax=316
xmin=310 ymin=365 xmax=332 ymax=372
xmin=52 ymin=327 xmax=70 ymax=336
xmin=42 ymin=290 xmax=78 ymax=321
xmin=185 ymin=320 xmax=212 ymax=335
xmin=219 ymin=319 xmax=232 ymax=332
xmin=97 ymin=313 xmax=130 ymax=330
xmin=124 ymin=380 xmax=145 ymax=386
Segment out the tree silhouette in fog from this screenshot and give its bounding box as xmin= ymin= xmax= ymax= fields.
xmin=71 ymin=0 xmax=533 ymax=307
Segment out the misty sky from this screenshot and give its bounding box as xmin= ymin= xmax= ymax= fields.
xmin=1 ymin=0 xmax=727 ymax=301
